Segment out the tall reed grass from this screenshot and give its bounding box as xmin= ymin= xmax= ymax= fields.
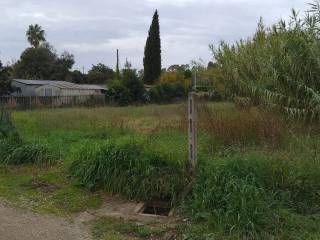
xmin=211 ymin=3 xmax=320 ymax=121
xmin=197 ymin=103 xmax=287 ymax=146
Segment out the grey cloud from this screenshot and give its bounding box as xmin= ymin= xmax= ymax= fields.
xmin=0 ymin=0 xmax=309 ymax=71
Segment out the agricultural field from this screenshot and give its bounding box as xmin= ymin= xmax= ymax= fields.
xmin=0 ymin=102 xmax=320 ymax=239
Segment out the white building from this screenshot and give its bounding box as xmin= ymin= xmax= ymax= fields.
xmin=11 ymin=79 xmax=107 ymax=97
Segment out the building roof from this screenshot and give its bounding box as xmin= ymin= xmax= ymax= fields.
xmin=13 ymin=79 xmax=107 ymax=91
xmin=14 ymin=79 xmax=68 ymax=86
xmin=79 ymin=84 xmax=107 ymax=90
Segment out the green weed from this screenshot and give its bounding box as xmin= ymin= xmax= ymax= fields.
xmin=0 ymin=139 xmax=53 ymax=165
xmin=69 ymin=137 xmax=189 ymax=203
xmin=0 ymin=108 xmax=53 ymax=166
xmin=92 ymin=217 xmax=166 ymax=239
xmin=188 ymin=150 xmax=320 ymax=238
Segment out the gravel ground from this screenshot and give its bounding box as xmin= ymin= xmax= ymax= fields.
xmin=0 ymin=202 xmax=92 ymax=240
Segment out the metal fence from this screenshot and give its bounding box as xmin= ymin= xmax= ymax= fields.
xmin=0 ymin=95 xmax=108 ymax=109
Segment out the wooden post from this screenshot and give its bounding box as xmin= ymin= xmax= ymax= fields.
xmin=188 ymin=92 xmax=197 ymax=174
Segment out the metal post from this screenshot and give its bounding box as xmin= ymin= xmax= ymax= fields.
xmin=194 ymin=71 xmax=197 ymax=91
xmin=188 ymin=92 xmax=197 ymax=174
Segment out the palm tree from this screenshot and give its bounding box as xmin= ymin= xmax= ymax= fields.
xmin=26 ymin=24 xmax=46 ymax=48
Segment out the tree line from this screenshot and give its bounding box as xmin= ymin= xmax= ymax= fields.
xmin=3 ymin=2 xmax=320 ymax=113
xmin=0 ymin=10 xmax=198 ymax=104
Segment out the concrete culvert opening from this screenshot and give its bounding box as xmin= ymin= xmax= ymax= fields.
xmin=139 ymin=202 xmax=172 ymax=217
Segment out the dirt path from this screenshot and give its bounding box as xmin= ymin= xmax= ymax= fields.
xmin=0 ymin=196 xmax=176 ymax=240
xmin=0 ymin=202 xmax=92 ymax=240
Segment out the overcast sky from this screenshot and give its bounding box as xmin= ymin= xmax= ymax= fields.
xmin=0 ymin=0 xmax=309 ymax=71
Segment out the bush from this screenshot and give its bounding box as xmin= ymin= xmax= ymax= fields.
xmin=122 ymin=68 xmax=145 ymax=102
xmin=107 ymin=69 xmax=146 ymax=105
xmin=69 ymin=138 xmax=188 ymax=203
xmin=149 ymin=82 xmax=188 ymax=103
xmin=160 ymin=71 xmax=185 ymax=83
xmin=107 ymin=81 xmax=132 ymax=106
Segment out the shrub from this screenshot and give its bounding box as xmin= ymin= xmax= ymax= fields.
xmin=160 ymin=71 xmax=186 ymax=83
xmin=107 ymin=81 xmax=132 ymax=106
xmin=122 ymin=68 xmax=145 ymax=102
xmin=149 ymin=82 xmax=188 ymax=103
xmin=69 ymin=138 xmax=189 ymax=203
xmin=108 ymin=69 xmax=146 ymax=105
xmin=148 ymin=87 xmax=161 ymax=103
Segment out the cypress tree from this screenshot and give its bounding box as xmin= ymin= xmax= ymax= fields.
xmin=143 ymin=10 xmax=161 ymax=84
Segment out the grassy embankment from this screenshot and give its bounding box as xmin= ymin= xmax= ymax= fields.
xmin=0 ymin=103 xmax=319 ymax=239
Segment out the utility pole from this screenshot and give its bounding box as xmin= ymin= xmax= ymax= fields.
xmin=116 ymin=49 xmax=120 ymax=80
xmin=194 ymin=71 xmax=197 ymax=91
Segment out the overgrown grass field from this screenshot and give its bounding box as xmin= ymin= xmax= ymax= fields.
xmin=1 ymin=103 xmax=320 ymax=239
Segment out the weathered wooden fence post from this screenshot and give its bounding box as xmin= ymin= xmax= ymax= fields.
xmin=188 ymin=92 xmax=197 ymax=174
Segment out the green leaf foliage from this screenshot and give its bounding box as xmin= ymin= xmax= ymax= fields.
xmin=12 ymin=45 xmax=74 ymax=81
xmin=143 ymin=10 xmax=161 ymax=84
xmin=212 ymin=10 xmax=320 ymax=121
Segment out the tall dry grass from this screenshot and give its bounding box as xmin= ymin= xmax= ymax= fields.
xmin=176 ymin=102 xmax=288 ymax=147
xmin=12 ymin=105 xmax=184 ymax=135
xmin=198 ymin=104 xmax=287 ymax=146
xmin=13 ymin=102 xmax=290 ymax=148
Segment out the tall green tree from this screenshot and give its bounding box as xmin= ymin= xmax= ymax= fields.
xmin=87 ymin=63 xmax=114 ymax=84
xmin=71 ymin=70 xmax=87 ymax=84
xmin=13 ymin=46 xmax=56 ymax=79
xmin=51 ymin=51 xmax=75 ymax=81
xmin=26 ymin=24 xmax=46 ymax=48
xmin=143 ymin=10 xmax=161 ymax=84
xmin=12 ymin=44 xmax=74 ymax=81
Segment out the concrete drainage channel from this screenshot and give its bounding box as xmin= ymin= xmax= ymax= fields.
xmin=78 ymin=196 xmax=176 ymax=224
xmin=136 ymin=201 xmax=173 ymax=217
